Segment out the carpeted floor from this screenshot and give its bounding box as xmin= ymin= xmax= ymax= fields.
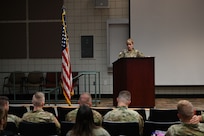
xmin=96 ymin=98 xmax=204 ymax=110
xmin=6 ymin=93 xmax=204 ymax=110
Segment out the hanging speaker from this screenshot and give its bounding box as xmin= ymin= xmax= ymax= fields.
xmin=95 ymin=0 xmax=109 ymax=8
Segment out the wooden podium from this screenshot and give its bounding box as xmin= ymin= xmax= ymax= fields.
xmin=113 ymin=57 xmax=155 ymax=108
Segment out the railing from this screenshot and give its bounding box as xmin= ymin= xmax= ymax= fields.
xmin=74 ymin=71 xmax=101 ymax=105
xmin=0 ymin=71 xmax=101 ymax=106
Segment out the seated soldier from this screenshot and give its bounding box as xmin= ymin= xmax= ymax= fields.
xmin=65 ymin=92 xmax=102 ymax=126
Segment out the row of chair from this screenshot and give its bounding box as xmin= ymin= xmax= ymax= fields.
xmin=8 ymin=106 xmax=204 ymax=135
xmin=5 ymin=121 xmax=58 ymax=136
xmin=61 ymin=121 xmax=141 ymax=136
xmin=57 ymin=108 xmax=181 ymax=136
xmin=9 ymin=105 xmax=204 ymax=122
xmin=2 ymin=71 xmax=79 ymax=94
xmin=3 ymin=72 xmax=44 ymax=94
xmin=7 ymin=105 xmax=203 ymax=123
xmin=8 ymin=106 xmax=144 ymax=121
xmin=5 ymin=120 xmax=181 ymax=136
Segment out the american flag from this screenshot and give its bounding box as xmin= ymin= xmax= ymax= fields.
xmin=61 ymin=8 xmax=73 ymax=106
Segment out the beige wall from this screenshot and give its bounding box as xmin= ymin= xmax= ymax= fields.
xmin=0 ymin=0 xmax=203 ymax=95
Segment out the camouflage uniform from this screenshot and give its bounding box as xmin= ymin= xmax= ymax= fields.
xmin=201 ymin=113 xmax=204 ymax=122
xmin=165 ymin=123 xmax=204 ymax=136
xmin=22 ymin=109 xmax=60 ymax=130
xmin=103 ymin=106 xmax=144 ymax=136
xmin=118 ymin=48 xmax=145 ymax=58
xmin=65 ymin=108 xmax=103 ymax=126
xmin=7 ymin=114 xmax=22 ymax=127
xmin=67 ymin=127 xmax=110 ymax=136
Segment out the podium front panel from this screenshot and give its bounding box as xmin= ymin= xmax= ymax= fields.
xmin=113 ymin=57 xmax=155 ymax=108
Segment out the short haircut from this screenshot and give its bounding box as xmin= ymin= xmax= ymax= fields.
xmin=0 ymin=96 xmax=9 ymax=107
xmin=177 ymin=100 xmax=194 ymax=119
xmin=126 ymin=38 xmax=134 ymax=44
xmin=79 ymin=92 xmax=92 ymax=105
xmin=32 ymin=92 xmax=45 ymax=106
xmin=118 ymin=90 xmax=131 ymax=103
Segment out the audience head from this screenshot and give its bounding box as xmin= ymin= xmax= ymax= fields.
xmin=177 ymin=100 xmax=194 ymax=122
xmin=76 ymin=104 xmax=94 ymax=125
xmin=126 ymin=38 xmax=134 ymax=51
xmin=32 ymin=92 xmax=45 ymax=107
xmin=71 ymin=104 xmax=96 ymax=136
xmin=117 ymin=90 xmax=131 ymax=106
xmin=0 ymin=96 xmax=9 ymax=112
xmin=0 ymin=106 xmax=7 ymax=130
xmin=78 ymin=92 xmax=92 ymax=107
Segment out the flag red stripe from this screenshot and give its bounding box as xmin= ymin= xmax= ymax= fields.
xmin=62 ymin=62 xmax=72 ymax=98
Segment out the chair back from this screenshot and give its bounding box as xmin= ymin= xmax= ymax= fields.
xmin=135 ymin=109 xmax=147 ymax=121
xmin=5 ymin=122 xmax=18 ymax=135
xmin=60 ymin=121 xmax=75 ymax=136
xmin=27 ymin=72 xmax=44 ymax=84
xmin=9 ymin=72 xmax=25 ymax=84
xmin=92 ymin=107 xmax=112 ymax=116
xmin=148 ymin=108 xmax=179 ymax=122
xmin=18 ymin=121 xmax=58 ymax=136
xmin=143 ymin=121 xmax=181 ymax=136
xmin=8 ymin=106 xmax=27 ymax=118
xmin=43 ymin=106 xmax=57 ymax=117
xmin=44 ymin=72 xmax=61 ymax=88
xmin=102 ymin=121 xmax=140 ymax=136
xmin=195 ymin=110 xmax=204 ymax=115
xmin=57 ymin=107 xmax=76 ymax=122
xmin=3 ymin=72 xmax=25 ymax=94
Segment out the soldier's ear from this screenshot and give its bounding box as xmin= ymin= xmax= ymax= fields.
xmin=88 ymin=102 xmax=92 ymax=107
xmin=177 ymin=113 xmax=181 ymax=119
xmin=127 ymin=100 xmax=131 ymax=105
